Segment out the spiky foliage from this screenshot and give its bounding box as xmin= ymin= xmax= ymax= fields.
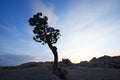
xmin=29 ymin=13 xmax=60 ymax=45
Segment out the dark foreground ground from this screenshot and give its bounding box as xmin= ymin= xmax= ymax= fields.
xmin=67 ymin=66 xmax=120 ymax=80
xmin=0 ymin=65 xmax=60 ymax=80
xmin=0 ymin=65 xmax=120 ymax=80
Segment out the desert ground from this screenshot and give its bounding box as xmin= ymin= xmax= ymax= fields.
xmin=0 ymin=65 xmax=120 ymax=80
xmin=66 ymin=66 xmax=120 ymax=80
xmin=0 ymin=66 xmax=60 ymax=80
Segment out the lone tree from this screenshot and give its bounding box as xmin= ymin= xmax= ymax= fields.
xmin=29 ymin=13 xmax=60 ymax=76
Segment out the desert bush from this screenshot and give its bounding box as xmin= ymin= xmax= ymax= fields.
xmin=18 ymin=62 xmax=40 ymax=68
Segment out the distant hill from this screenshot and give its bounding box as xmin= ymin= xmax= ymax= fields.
xmin=0 ymin=55 xmax=120 ymax=70
xmin=79 ymin=55 xmax=120 ymax=68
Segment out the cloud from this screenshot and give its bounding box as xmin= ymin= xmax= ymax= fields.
xmin=60 ymin=0 xmax=118 ymax=30
xmin=0 ymin=24 xmax=17 ymax=33
xmin=0 ymin=52 xmax=34 ymax=66
xmin=30 ymin=0 xmax=58 ymax=25
xmin=0 ymin=23 xmax=53 ymax=63
xmin=0 ymin=24 xmax=22 ymax=39
xmin=57 ymin=0 xmax=120 ymax=62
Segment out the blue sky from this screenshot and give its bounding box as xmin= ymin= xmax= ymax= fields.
xmin=0 ymin=0 xmax=120 ymax=65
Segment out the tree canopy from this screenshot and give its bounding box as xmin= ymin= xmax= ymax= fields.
xmin=29 ymin=13 xmax=60 ymax=45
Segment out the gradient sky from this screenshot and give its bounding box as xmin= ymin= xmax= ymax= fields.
xmin=0 ymin=0 xmax=120 ymax=66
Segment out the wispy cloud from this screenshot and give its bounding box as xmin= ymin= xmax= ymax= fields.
xmin=30 ymin=0 xmax=58 ymax=25
xmin=0 ymin=24 xmax=17 ymax=33
xmin=57 ymin=0 xmax=120 ymax=62
xmin=0 ymin=22 xmax=53 ymax=63
xmin=0 ymin=52 xmax=34 ymax=66
xmin=0 ymin=24 xmax=22 ymax=39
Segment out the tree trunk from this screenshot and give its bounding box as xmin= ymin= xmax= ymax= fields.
xmin=48 ymin=43 xmax=58 ymax=74
xmin=48 ymin=44 xmax=67 ymax=80
xmin=51 ymin=46 xmax=58 ymax=74
xmin=43 ymin=28 xmax=59 ymax=75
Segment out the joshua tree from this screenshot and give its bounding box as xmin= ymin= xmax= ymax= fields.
xmin=28 ymin=13 xmax=60 ymax=76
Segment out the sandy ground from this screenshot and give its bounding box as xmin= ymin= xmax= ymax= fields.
xmin=66 ymin=67 xmax=120 ymax=80
xmin=0 ymin=66 xmax=60 ymax=80
xmin=0 ymin=66 xmax=120 ymax=80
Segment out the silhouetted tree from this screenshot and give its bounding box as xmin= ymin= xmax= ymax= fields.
xmin=28 ymin=13 xmax=60 ymax=76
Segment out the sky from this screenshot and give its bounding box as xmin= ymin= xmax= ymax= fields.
xmin=0 ymin=0 xmax=120 ymax=66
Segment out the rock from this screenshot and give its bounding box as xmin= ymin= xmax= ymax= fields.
xmin=89 ymin=57 xmax=97 ymax=63
xmin=62 ymin=59 xmax=72 ymax=65
xmin=89 ymin=55 xmax=120 ymax=68
xmin=79 ymin=61 xmax=89 ymax=66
